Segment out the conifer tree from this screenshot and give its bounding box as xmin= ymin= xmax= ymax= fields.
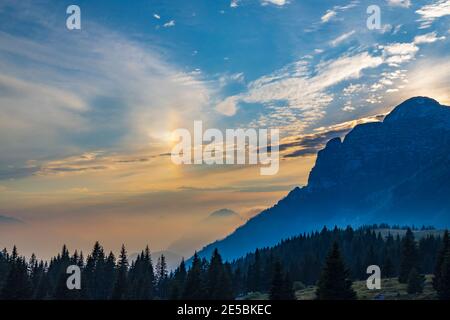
xmin=206 ymin=249 xmax=225 ymax=299
xmin=269 ymin=261 xmax=295 ymax=300
xmin=103 ymin=251 xmax=116 ymax=298
xmin=205 ymin=250 xmax=233 ymax=300
xmin=111 ymin=244 xmax=129 ymax=300
xmin=315 ymin=242 xmax=356 ymax=300
xmin=156 ymin=254 xmax=168 ymax=299
xmin=246 ymin=249 xmax=262 ymax=293
xmin=182 ymin=253 xmax=205 ymax=299
xmin=82 ymin=241 xmax=107 ymax=299
xmin=0 ymin=247 xmax=32 ymax=300
xmin=433 ymin=230 xmax=450 ymax=299
xmin=170 ymin=258 xmax=186 ymax=299
xmin=399 ymin=228 xmax=418 ymax=283
xmin=128 ymin=246 xmax=154 ymax=299
xmin=407 ymin=268 xmax=424 ymax=294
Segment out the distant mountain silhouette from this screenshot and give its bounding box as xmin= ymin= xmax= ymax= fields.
xmin=195 ymin=97 xmax=450 ymax=261
xmin=206 ymin=208 xmax=242 ymax=221
xmin=167 ymin=208 xmax=245 ymax=258
xmin=0 ymin=215 xmax=24 ymax=225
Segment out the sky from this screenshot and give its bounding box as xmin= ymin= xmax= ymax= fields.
xmin=0 ymin=0 xmax=449 ymax=260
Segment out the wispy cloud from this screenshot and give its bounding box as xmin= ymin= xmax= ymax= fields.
xmin=414 ymin=31 xmax=446 ymax=44
xmin=280 ymin=114 xmax=385 ymax=158
xmin=217 ymin=51 xmax=383 ymax=134
xmin=330 ymin=30 xmax=355 ymax=47
xmin=416 ymin=0 xmax=450 ymax=29
xmin=387 ymin=0 xmax=411 ymax=8
xmin=320 ymin=1 xmax=359 ymax=23
xmin=0 ymin=10 xmax=212 ymax=169
xmin=261 ymin=0 xmax=287 ymax=6
xmin=163 ymin=20 xmax=175 ymax=28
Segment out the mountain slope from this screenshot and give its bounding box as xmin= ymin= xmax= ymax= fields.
xmin=195 ymin=97 xmax=450 ymax=261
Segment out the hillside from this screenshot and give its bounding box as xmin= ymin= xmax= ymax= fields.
xmin=243 ymin=275 xmax=437 ymax=300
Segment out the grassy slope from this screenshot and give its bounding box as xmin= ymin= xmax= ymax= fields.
xmin=244 ymin=275 xmax=437 ymax=300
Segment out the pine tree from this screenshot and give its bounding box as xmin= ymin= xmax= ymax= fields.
xmin=434 ymin=230 xmax=450 ymax=300
xmin=407 ymin=268 xmax=424 ymax=294
xmin=182 ymin=253 xmax=206 ymax=299
xmin=399 ymin=228 xmax=418 ymax=283
xmin=0 ymin=247 xmax=32 ymax=300
xmin=170 ymin=258 xmax=186 ymax=300
xmin=437 ymin=251 xmax=450 ymax=299
xmin=433 ymin=230 xmax=449 ymax=295
xmin=155 ymin=254 xmax=168 ymax=299
xmin=205 ymin=249 xmax=233 ymax=300
xmin=111 ymin=244 xmax=128 ymax=300
xmin=246 ymin=249 xmax=262 ymax=293
xmin=103 ymin=252 xmax=116 ymax=298
xmin=128 ymin=246 xmax=154 ymax=299
xmin=82 ymin=241 xmax=107 ymax=299
xmin=269 ymin=261 xmax=295 ymax=300
xmin=169 ymin=258 xmax=187 ymax=300
xmin=269 ymin=261 xmax=283 ymax=300
xmin=315 ymin=242 xmax=356 ymax=300
xmin=52 ymin=245 xmax=74 ymax=300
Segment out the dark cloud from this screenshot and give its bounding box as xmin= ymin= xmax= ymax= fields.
xmin=0 ymin=165 xmax=40 ymax=180
xmin=280 ymin=127 xmax=350 ymax=158
xmin=281 ymin=114 xmax=386 ymax=158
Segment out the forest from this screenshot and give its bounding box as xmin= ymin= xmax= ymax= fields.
xmin=1 ymin=224 xmax=450 ymax=300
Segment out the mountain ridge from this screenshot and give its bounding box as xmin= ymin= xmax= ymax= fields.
xmin=194 ymin=97 xmax=450 ymax=262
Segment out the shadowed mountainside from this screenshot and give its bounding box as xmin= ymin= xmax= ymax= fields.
xmin=195 ymin=97 xmax=450 ymax=262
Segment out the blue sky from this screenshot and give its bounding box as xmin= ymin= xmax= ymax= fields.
xmin=0 ymin=0 xmax=449 ymax=258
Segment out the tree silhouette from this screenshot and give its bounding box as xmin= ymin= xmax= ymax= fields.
xmin=316 ymin=242 xmax=356 ymax=300
xmin=111 ymin=245 xmax=128 ymax=300
xmin=399 ymin=228 xmax=418 ymax=283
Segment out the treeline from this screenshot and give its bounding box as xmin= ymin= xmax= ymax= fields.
xmin=231 ymin=225 xmax=442 ymax=287
xmin=1 ymin=225 xmax=450 ymax=300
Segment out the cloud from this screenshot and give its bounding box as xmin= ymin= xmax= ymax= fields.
xmin=343 ymin=83 xmax=365 ymax=96
xmin=320 ymin=1 xmax=359 ymax=23
xmin=0 ymin=12 xmax=212 ymax=170
xmin=230 ymin=0 xmax=239 ymax=8
xmin=218 ymin=72 xmax=245 ymax=87
xmin=416 ymin=0 xmax=450 ymax=29
xmin=217 ymin=51 xmax=383 ymax=134
xmin=280 ymin=114 xmax=385 ymax=158
xmin=330 ymin=30 xmax=355 ymax=47
xmin=387 ymin=0 xmax=411 ymax=8
xmin=342 ymin=104 xmax=356 ymax=112
xmin=413 ymin=31 xmax=446 ymax=44
xmin=321 ymin=10 xmax=337 ymax=23
xmin=381 ymin=42 xmax=419 ymax=66
xmin=216 ymin=96 xmax=239 ymax=116
xmin=163 ymin=20 xmax=175 ymax=27
xmin=261 ymin=0 xmax=287 ymax=5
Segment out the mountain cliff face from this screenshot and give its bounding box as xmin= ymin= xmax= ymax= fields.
xmin=195 ymin=97 xmax=450 ymax=262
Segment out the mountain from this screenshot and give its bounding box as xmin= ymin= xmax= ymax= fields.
xmin=206 ymin=208 xmax=242 ymax=221
xmin=0 ymin=215 xmax=24 ymax=225
xmin=195 ymin=97 xmax=450 ymax=262
xmin=167 ymin=208 xmax=244 ymax=258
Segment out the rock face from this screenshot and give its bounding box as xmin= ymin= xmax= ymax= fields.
xmin=195 ymin=97 xmax=450 ymax=262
